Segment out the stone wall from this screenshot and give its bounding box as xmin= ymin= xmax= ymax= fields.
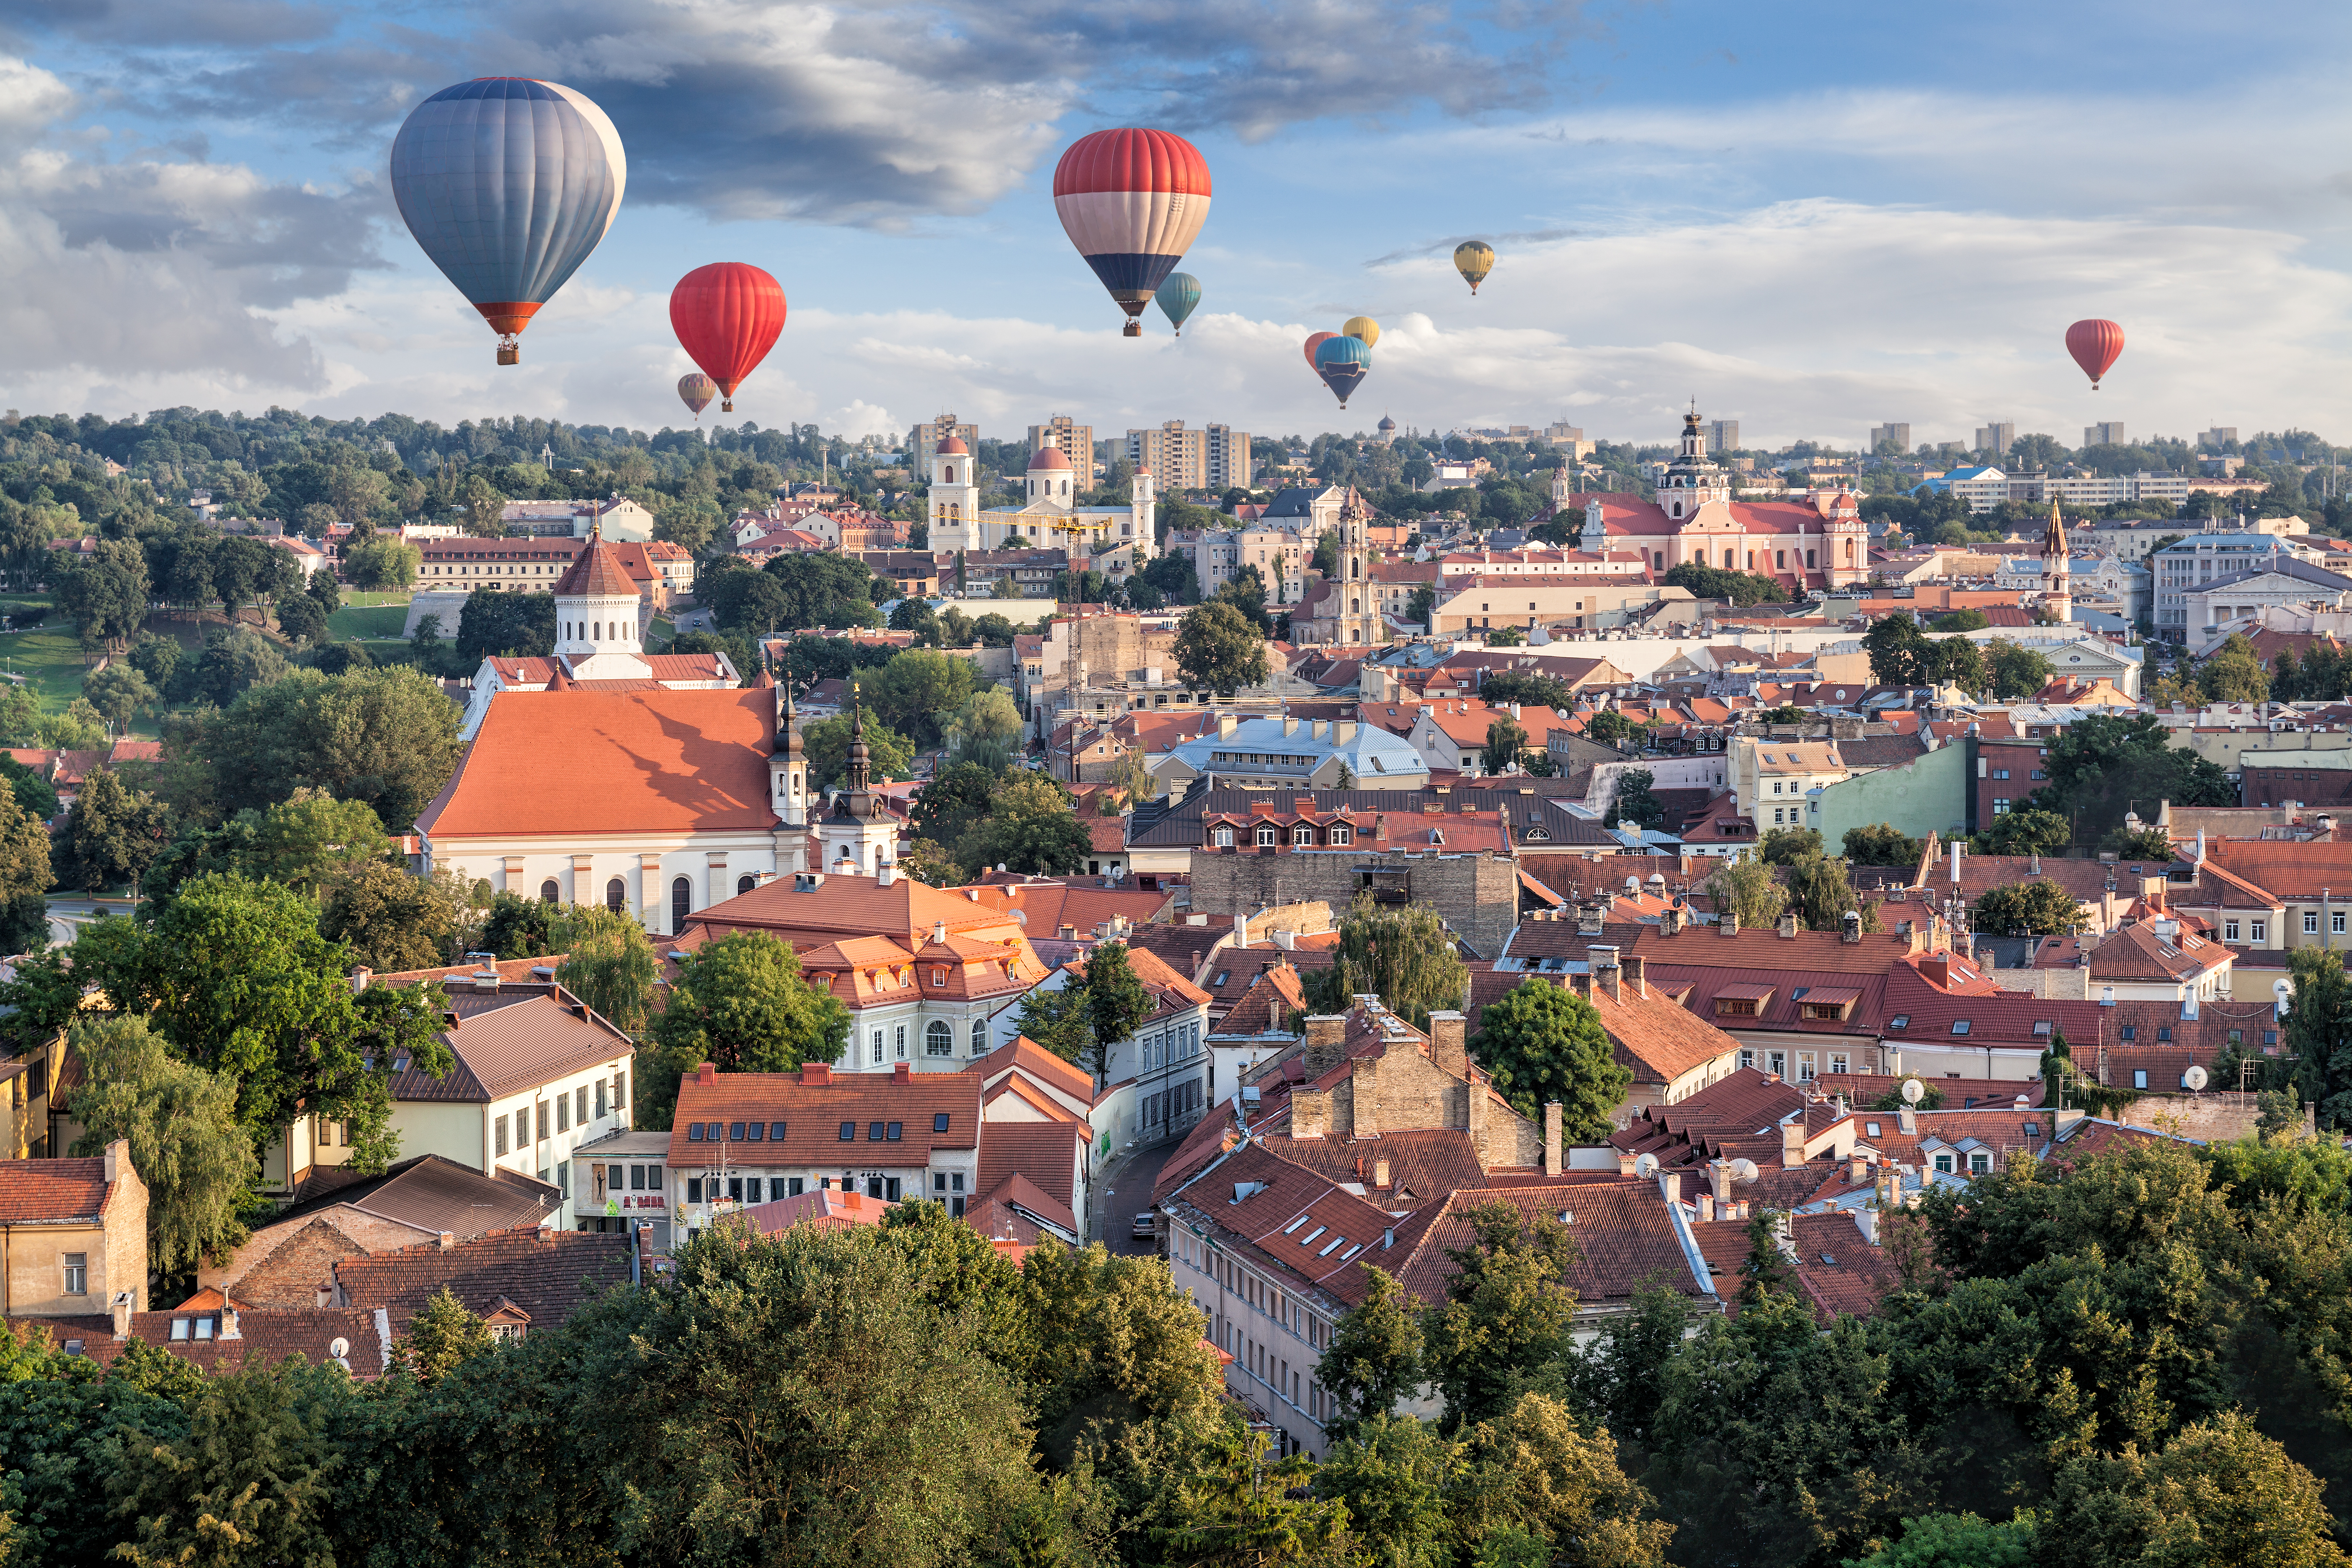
xmin=1189 ymin=848 xmax=1521 ymax=959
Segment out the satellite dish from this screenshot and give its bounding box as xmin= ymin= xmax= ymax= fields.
xmin=2274 ymin=978 xmax=2294 ymax=998
xmin=328 ymin=1337 xmax=350 ymax=1359
xmin=1900 ymin=1078 xmax=1926 ymax=1105
xmin=1633 ymin=1153 xmax=1660 ymax=1179
xmin=2184 ymin=1065 xmax=2208 ymax=1092
xmin=1729 ymin=1158 xmax=1759 ymax=1182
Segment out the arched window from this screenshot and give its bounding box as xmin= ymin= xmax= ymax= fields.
xmin=539 ymin=879 xmax=559 ymax=903
xmin=1256 ymin=824 xmax=1278 ymax=847
xmin=670 ymin=876 xmax=691 ymax=930
xmin=1329 ymin=824 xmax=1352 ymax=846
xmin=1722 ymin=549 xmax=1735 ymax=568
xmin=737 ymin=874 xmax=756 ymax=894
xmin=926 ymin=1021 xmax=953 ymax=1057
xmin=1292 ymin=825 xmax=1315 ymax=846
xmin=945 ymin=465 xmax=954 ymax=482
xmin=605 ymin=877 xmax=626 ymax=912
xmin=593 ymin=621 xmax=601 ymax=639
xmin=1846 ymin=539 xmax=1856 ymax=561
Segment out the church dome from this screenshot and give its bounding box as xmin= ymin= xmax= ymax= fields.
xmin=1377 ymin=415 xmax=1396 ymax=432
xmin=937 ymin=437 xmax=969 ymax=456
xmin=552 ymin=527 xmax=636 ymax=598
xmin=1028 ymin=447 xmax=1073 ymax=472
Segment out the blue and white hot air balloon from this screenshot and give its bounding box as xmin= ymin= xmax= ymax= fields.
xmin=390 ymin=78 xmax=627 ymax=365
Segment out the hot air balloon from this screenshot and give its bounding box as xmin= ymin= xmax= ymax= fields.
xmin=1304 ymin=330 xmax=1338 ymax=370
xmin=2066 ymin=319 xmax=2125 ymax=389
xmin=390 ymin=78 xmax=627 ymax=365
xmin=1155 ymin=272 xmax=1201 ymax=335
xmin=1054 ymin=128 xmax=1212 ymax=337
xmin=678 ymin=373 xmax=717 ymax=421
xmin=1454 ymin=240 xmax=1494 ymax=295
xmin=1314 ymin=335 xmax=1370 ymax=408
xmin=1343 ymin=315 xmax=1380 ymax=349
xmin=669 ymin=263 xmax=787 ymax=413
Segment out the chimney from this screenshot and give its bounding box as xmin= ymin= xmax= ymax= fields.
xmin=1659 ymin=1171 xmax=1681 ymax=1205
xmin=1720 ymin=914 xmax=1741 ymax=937
xmin=698 ymin=1062 xmax=717 ymax=1085
xmin=1777 ymin=910 xmax=1798 ymax=939
xmin=932 ymin=921 xmax=947 ymax=944
xmin=1849 ymin=1150 xmax=1868 ymax=1186
xmin=219 ymin=1307 xmax=240 ymax=1341
xmin=1696 ymin=1193 xmax=1714 ymax=1222
xmin=349 ymin=966 xmax=372 ymax=994
xmin=1302 ymin=1014 xmax=1350 ymax=1075
xmin=103 ymin=1137 xmax=126 ymax=1184
xmin=438 ymin=1230 xmax=455 ymax=1250
xmin=1623 ymin=953 xmax=1648 ymax=998
xmin=1373 ymin=1157 xmax=1391 ymax=1189
xmin=893 ymin=1061 xmax=910 ymax=1083
xmin=1708 ymin=1158 xmax=1735 ymax=1202
xmin=1542 ymin=1101 xmax=1562 ymax=1177
xmin=111 ymin=1291 xmax=134 ymax=1340
xmin=1780 ymin=1118 xmax=1806 ymax=1169
xmin=1661 ymin=904 xmax=1683 ymax=936
xmin=1616 ymin=1149 xmax=1637 ymax=1176
xmin=1428 ymin=1011 xmax=1468 ymax=1079
xmin=1291 ymin=1085 xmax=1329 ymax=1140
xmin=1842 ymin=908 xmax=1862 ymax=944
xmin=801 ymin=1062 xmax=831 ymax=1086
xmin=1590 ymin=946 xmax=1620 ymax=1002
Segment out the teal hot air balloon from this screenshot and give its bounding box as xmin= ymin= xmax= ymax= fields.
xmin=1314 ymin=333 xmax=1370 ymax=407
xmin=390 ymin=78 xmax=628 ymax=365
xmin=1155 ymin=272 xmax=1201 ymax=335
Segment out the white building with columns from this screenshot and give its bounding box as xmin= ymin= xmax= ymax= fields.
xmin=929 ymin=442 xmax=1157 ymax=559
xmin=416 ymin=673 xmax=817 ymax=938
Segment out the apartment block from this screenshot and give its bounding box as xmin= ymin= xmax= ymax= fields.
xmin=909 ymin=413 xmax=979 ymax=476
xmin=2198 ymin=427 xmax=2238 ymax=449
xmin=1206 ymin=423 xmax=1252 ymax=490
xmin=1975 ymin=421 xmax=2015 ymax=455
xmin=1029 ymin=415 xmax=1093 ymax=474
xmin=2085 ymin=421 xmax=2127 ymax=447
xmin=1706 ymin=419 xmax=1739 ymax=454
xmin=1125 ymin=421 xmax=1253 ymax=493
xmin=1869 ymin=423 xmax=1911 ymax=452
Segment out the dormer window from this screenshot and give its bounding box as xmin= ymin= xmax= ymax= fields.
xmin=1292 ymin=825 xmax=1315 ymax=846
xmin=1329 ymin=824 xmax=1351 ymax=846
xmin=1257 ymin=825 xmax=1278 ymax=847
xmin=1214 ymin=827 xmax=1234 ymax=847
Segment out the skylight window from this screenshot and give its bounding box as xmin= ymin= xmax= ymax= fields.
xmin=1888 ymin=1015 xmax=1910 ymax=1029
xmin=1299 ymin=1225 xmax=1327 ymax=1246
xmin=1951 ymin=1020 xmax=1971 ymax=1034
xmin=1318 ymin=1235 xmax=1347 ymax=1256
xmin=1283 ymin=1215 xmax=1309 ymax=1234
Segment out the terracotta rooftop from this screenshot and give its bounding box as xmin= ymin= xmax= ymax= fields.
xmin=332 ymin=1224 xmax=633 ymax=1333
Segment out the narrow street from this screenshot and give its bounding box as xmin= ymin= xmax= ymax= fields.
xmin=1091 ymin=1132 xmax=1187 ymax=1257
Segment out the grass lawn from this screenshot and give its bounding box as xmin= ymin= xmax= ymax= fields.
xmin=329 ymin=602 xmax=412 ymax=640
xmin=0 ymin=628 xmax=99 ymax=709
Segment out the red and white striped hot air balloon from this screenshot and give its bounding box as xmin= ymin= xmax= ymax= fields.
xmin=1053 ymin=128 xmax=1212 ymax=338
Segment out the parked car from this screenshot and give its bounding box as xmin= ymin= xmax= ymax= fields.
xmin=1132 ymin=1211 xmax=1157 ymax=1242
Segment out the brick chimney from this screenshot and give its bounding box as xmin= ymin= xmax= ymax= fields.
xmin=1292 ymin=1085 xmax=1329 ymax=1140
xmin=219 ymin=1306 xmax=241 ymax=1341
xmin=1780 ymin=1118 xmax=1807 ymax=1169
xmin=1708 ymin=1158 xmax=1735 ymax=1203
xmin=1696 ymin=1192 xmax=1714 ymax=1221
xmin=1428 ymin=1011 xmax=1468 ymax=1079
xmin=111 ymin=1291 xmax=134 ymax=1340
xmin=1617 ymin=1149 xmax=1637 ymax=1177
xmin=1777 ymin=910 xmax=1798 ymax=939
xmin=1660 ymin=1171 xmax=1681 ymax=1205
xmin=1849 ymin=1150 xmax=1868 ymax=1186
xmin=1720 ymin=914 xmax=1740 ymax=937
xmin=1302 ymin=1014 xmax=1349 ymax=1075
xmin=1373 ymin=1156 xmax=1391 ymax=1190
xmin=1590 ymin=947 xmax=1620 ymax=1003
xmin=1542 ymin=1101 xmax=1562 ymax=1177
xmin=438 ymin=1230 xmax=454 ymax=1250
xmin=801 ymin=1062 xmax=831 ymax=1086
xmin=893 ymin=1061 xmax=911 ymax=1083
xmin=697 ymin=1062 xmax=717 ymax=1085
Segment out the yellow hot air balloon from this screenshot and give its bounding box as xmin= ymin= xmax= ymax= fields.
xmin=1343 ymin=315 xmax=1380 ymax=349
xmin=1454 ymin=240 xmax=1494 ymax=295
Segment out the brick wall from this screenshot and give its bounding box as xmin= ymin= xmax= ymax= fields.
xmin=233 ymin=1218 xmax=373 ymax=1307
xmin=1188 ymin=849 xmax=1521 ymax=959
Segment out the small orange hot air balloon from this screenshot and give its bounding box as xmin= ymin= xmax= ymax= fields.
xmin=2066 ymin=319 xmax=2125 ymax=389
xmin=1304 ymin=330 xmax=1337 ymax=369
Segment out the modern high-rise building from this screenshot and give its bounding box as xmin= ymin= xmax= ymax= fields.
xmin=1547 ymin=421 xmax=1586 ymax=444
xmin=1124 ymin=421 xmax=1252 ymax=492
xmin=1706 ymin=419 xmax=1739 ymax=454
xmin=1029 ymin=415 xmax=1093 ymax=476
xmin=2085 ymin=421 xmax=2127 ymax=447
xmin=2198 ymin=427 xmax=2238 ymax=449
xmin=1975 ymin=421 xmax=2016 ymax=455
xmin=1869 ymin=423 xmax=1912 ymax=453
xmin=909 ymin=413 xmax=979 ymax=475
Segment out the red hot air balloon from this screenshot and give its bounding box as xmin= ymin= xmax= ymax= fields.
xmin=2066 ymin=319 xmax=2125 ymax=389
xmin=1303 ymin=331 xmax=1337 ymax=370
xmin=669 ymin=263 xmax=787 ymax=412
xmin=1053 ymin=128 xmax=1212 ymax=338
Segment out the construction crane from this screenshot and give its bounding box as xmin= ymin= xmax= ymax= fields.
xmin=1043 ymin=509 xmax=1115 ymax=786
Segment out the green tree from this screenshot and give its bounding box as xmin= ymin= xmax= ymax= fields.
xmin=1841 ymin=1512 xmax=2037 ymax=1568
xmin=1929 ymin=609 xmax=1989 ymax=632
xmin=1844 ymin=823 xmax=1921 ymax=867
xmin=1979 ymin=807 xmax=2072 ymax=856
xmin=1482 ymin=716 xmax=1527 ymax=776
xmin=458 ymin=471 xmax=507 ymax=535
xmin=66 ymin=1014 xmax=259 ymax=1277
xmin=274 ymin=587 xmax=328 ymax=643
xmin=453 ymin=585 xmax=556 ymax=663
xmin=641 ymin=932 xmax=849 ymax=1127
xmin=108 ymin=1361 xmax=345 ymax=1568
xmin=1467 ymin=978 xmax=1630 ymax=1135
xmin=764 ymin=551 xmax=885 ymax=629
xmin=1314 ymin=1412 xmax=1456 ymax=1566
xmin=1421 ymin=1202 xmax=1581 ymax=1430
xmin=54 ymin=766 xmax=170 ymax=895
xmin=1972 ymin=880 xmax=2092 ymax=936
xmin=2029 ymin=716 xmax=2231 ymax=849
xmin=2100 ymin=825 xmax=2174 ymax=861
xmin=1303 ymin=895 xmax=1468 ymax=1029
xmin=180 ymin=625 xmax=291 ymax=707
xmin=319 ymin=859 xmax=456 ymax=972
xmin=1662 ymin=561 xmax=1787 ymax=606
xmin=1150 ymin=1427 xmax=1354 ymax=1567
xmin=1983 ymin=637 xmax=2054 ymax=700
xmin=1934 ymin=636 xmax=1987 ymax=694
xmin=83 ymin=662 xmax=158 ymax=730
xmin=1173 ymin=600 xmax=1271 ymax=694
xmin=2039 ymin=1411 xmax=2348 ymax=1568
xmin=1864 ymin=614 xmax=1932 ymax=684
xmin=1787 ymin=852 xmax=1875 ymax=932
xmin=0 ymin=752 xmax=58 ymax=821
xmin=910 ymin=761 xmax=1000 ymax=855
xmin=1319 ymin=1266 xmax=1426 ymax=1443
xmin=52 ymin=539 xmax=151 ymax=651
xmin=1013 ymin=980 xmax=1095 ymax=1066
xmin=1738 ymin=1210 xmax=1797 ymax=1306
xmin=959 ymin=771 xmax=1089 ymax=876
xmin=396 ymin=1285 xmax=496 ymax=1385
xmin=867 ymin=649 xmax=977 ymax=748
xmin=1014 ymin=1238 xmax=1225 ymax=1462
xmin=1081 ymin=941 xmax=1154 ymax=1086
xmin=941 ymin=686 xmax=1024 ymax=772
xmin=1608 ymin=767 xmax=1665 ymax=831
xmin=1460 ymin=1393 xmax=1675 ymax=1568
xmin=800 ymin=712 xmax=915 ymax=790
xmin=1759 ymin=826 xmax=1825 ymax=865
xmin=1706 ymin=851 xmax=1787 ymax=929
xmin=2280 ymin=947 xmax=2352 ymax=1125
xmin=2194 ymin=632 xmax=2271 ymax=704
xmin=189 ymin=665 xmax=465 ymax=833
xmin=342 ymin=536 xmax=420 ymax=591
xmin=554 ymin=905 xmax=659 ymax=1037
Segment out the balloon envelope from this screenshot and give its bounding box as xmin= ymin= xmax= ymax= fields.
xmin=2066 ymin=319 xmax=2125 ymax=388
xmin=678 ymin=373 xmax=717 ymax=418
xmin=1343 ymin=315 xmax=1380 ymax=348
xmin=1054 ymin=128 xmax=1212 ymax=335
xmin=1155 ymin=271 xmax=1201 ymax=334
xmin=390 ymin=78 xmax=627 ymax=363
xmin=670 ymin=263 xmax=787 ymax=412
xmin=1314 ymin=334 xmax=1371 ymax=407
xmin=1453 ymin=240 xmax=1494 ymax=294
xmin=1303 ymin=330 xmax=1338 ymax=369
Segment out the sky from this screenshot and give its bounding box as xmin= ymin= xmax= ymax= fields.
xmin=3 ymin=0 xmax=2352 ymax=454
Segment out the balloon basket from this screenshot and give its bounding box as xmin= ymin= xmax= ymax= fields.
xmin=722 ymin=399 xmax=735 ymax=412
xmin=496 ymin=342 xmax=520 ymax=366
xmin=1122 ymin=321 xmax=1140 ymax=338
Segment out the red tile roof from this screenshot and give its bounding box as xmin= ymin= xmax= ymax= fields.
xmin=551 ymin=530 xmax=639 ymax=596
xmin=15 ymin=1307 xmax=390 ymax=1376
xmin=0 ymin=1155 xmax=116 ymax=1223
xmin=332 ymin=1225 xmax=632 ymax=1333
xmin=1388 ymin=1181 xmax=1700 ymax=1308
xmin=668 ymin=1063 xmax=982 ymax=1168
xmin=1789 ymin=1211 xmax=1902 ymax=1321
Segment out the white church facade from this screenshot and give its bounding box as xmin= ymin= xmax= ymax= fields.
xmin=928 ymin=439 xmax=1157 ymax=559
